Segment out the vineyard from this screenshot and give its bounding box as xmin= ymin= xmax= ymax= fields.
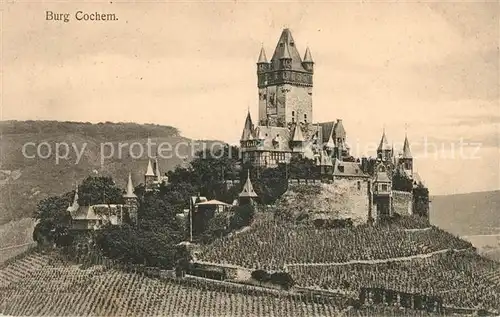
xmin=0 ymin=251 xmax=346 ymax=316
xmin=288 ymin=251 xmax=500 ymax=313
xmin=0 ymin=251 xmax=451 ymax=316
xmin=198 ymin=220 xmax=472 ymax=270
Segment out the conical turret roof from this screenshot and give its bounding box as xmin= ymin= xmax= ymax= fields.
xmin=257 ymin=47 xmax=268 ymax=63
xmin=377 ymin=129 xmax=391 ymax=151
xmin=402 ymin=134 xmax=412 ymax=158
xmin=303 ymin=47 xmax=313 ymax=63
xmin=145 ymin=159 xmax=155 ymax=176
xmin=239 ymin=171 xmax=258 ymax=198
xmin=67 ymin=187 xmax=79 ymax=212
xmin=292 ymin=124 xmax=305 ymax=142
xmin=240 ymin=111 xmax=254 ymax=141
xmin=155 ymin=157 xmax=162 ymax=181
xmin=123 ymin=173 xmax=137 ymax=198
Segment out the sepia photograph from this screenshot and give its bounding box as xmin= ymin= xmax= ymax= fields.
xmin=0 ymin=1 xmax=499 ymax=316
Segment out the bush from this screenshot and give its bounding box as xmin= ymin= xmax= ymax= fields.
xmin=251 ymin=269 xmax=271 ymax=284
xmin=270 ymin=272 xmax=294 ymax=290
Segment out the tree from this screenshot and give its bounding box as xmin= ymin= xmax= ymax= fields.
xmin=251 ymin=269 xmax=271 ymax=285
xmin=78 ymin=176 xmax=123 ymax=206
xmin=33 ymin=195 xmax=72 ymax=246
xmin=230 ymin=204 xmax=255 ymax=230
xmin=270 ymin=272 xmax=295 ymax=290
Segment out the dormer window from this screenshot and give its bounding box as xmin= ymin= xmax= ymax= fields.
xmin=290 ymin=41 xmax=295 ymax=46
xmin=338 ymin=166 xmax=344 ymax=173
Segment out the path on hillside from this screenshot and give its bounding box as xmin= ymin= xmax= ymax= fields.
xmin=284 ymin=248 xmax=469 ymax=268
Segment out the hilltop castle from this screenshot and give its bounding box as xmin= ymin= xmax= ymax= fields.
xmin=239 ymin=29 xmax=427 ymax=221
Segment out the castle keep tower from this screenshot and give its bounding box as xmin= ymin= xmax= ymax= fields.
xmin=257 ymin=29 xmax=314 ymax=127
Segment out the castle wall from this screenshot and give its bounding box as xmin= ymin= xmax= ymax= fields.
xmin=282 ymin=179 xmax=369 ymax=225
xmin=392 ymin=190 xmax=413 ymax=216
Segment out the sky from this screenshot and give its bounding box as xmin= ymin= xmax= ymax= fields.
xmin=1 ymin=1 xmax=499 ymax=195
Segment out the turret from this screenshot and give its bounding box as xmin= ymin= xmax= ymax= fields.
xmin=377 ymin=129 xmax=393 ymax=162
xmin=400 ymin=134 xmax=413 ymax=175
xmin=239 ymin=170 xmax=258 ymax=206
xmin=302 ymin=47 xmax=314 ymax=73
xmin=144 ymin=159 xmax=155 ymax=191
xmin=257 ymin=47 xmax=269 ymax=73
xmin=240 ymin=111 xmax=255 ymax=147
xmin=123 ymin=173 xmax=138 ymax=224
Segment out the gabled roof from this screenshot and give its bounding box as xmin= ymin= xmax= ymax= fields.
xmin=251 ymin=125 xmax=291 ymax=152
xmin=270 ymin=28 xmax=306 ymax=71
xmin=70 ymin=204 xmax=123 ymax=223
xmin=123 ymin=173 xmax=137 ymax=198
xmin=375 ymin=171 xmax=391 ymax=183
xmin=240 ymin=112 xmax=255 ymax=141
xmin=377 ymin=130 xmax=391 ymax=151
xmin=197 ymin=199 xmax=230 ymax=206
xmin=257 ymin=47 xmax=268 ymax=63
xmin=145 ymin=159 xmax=155 ymax=176
xmin=332 ymin=159 xmax=369 ymax=178
xmin=402 ymin=134 xmax=412 ymax=158
xmin=239 ymin=171 xmax=258 ymax=198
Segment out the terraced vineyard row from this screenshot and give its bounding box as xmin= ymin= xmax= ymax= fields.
xmin=199 ymin=221 xmax=472 ymax=270
xmin=0 ymin=255 xmax=346 ymax=316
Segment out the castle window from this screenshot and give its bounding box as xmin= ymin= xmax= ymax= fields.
xmin=357 ymin=181 xmax=361 ymax=190
xmin=381 ymin=184 xmax=388 ymax=191
xmin=338 ymin=165 xmax=344 ymax=173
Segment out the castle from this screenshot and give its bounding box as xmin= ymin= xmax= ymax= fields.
xmin=239 ymin=28 xmax=427 ymax=221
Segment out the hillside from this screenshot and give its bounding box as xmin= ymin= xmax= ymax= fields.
xmin=197 ymin=213 xmax=500 ymax=312
xmin=0 ymin=120 xmax=213 ymax=225
xmin=430 ymin=190 xmax=500 ymax=236
xmin=0 ymin=251 xmax=450 ymax=316
xmin=430 ymin=190 xmax=500 ymax=261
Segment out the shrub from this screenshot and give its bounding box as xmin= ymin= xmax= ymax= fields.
xmin=270 ymin=272 xmax=294 ymax=290
xmin=251 ymin=269 xmax=271 ymax=284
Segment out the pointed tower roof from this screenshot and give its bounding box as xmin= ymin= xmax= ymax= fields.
xmin=123 ymin=173 xmax=137 ymax=198
xmin=325 ymin=130 xmax=336 ymax=148
xmin=67 ymin=187 xmax=79 ymax=213
xmin=240 ymin=111 xmax=254 ymax=141
xmin=402 ymin=134 xmax=412 ymax=158
xmin=377 ymin=129 xmax=391 ymax=151
xmin=257 ymin=46 xmax=268 ymax=63
xmin=303 ymin=47 xmax=313 ymax=63
xmin=319 ymin=150 xmax=333 ymax=166
xmin=292 ymin=124 xmax=305 ymax=142
xmin=271 ymin=28 xmax=305 ymax=70
xmin=155 ymin=157 xmax=162 ymax=181
xmin=334 ymin=119 xmax=346 ymax=138
xmin=145 ymin=159 xmax=155 ymax=176
xmin=239 ymin=171 xmax=258 ymax=198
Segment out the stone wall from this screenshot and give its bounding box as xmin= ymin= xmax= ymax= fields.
xmin=281 ymin=178 xmax=369 ymax=225
xmin=392 ymin=190 xmax=413 ymax=216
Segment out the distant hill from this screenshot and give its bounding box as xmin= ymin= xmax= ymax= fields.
xmin=431 ymin=190 xmax=500 ymax=261
xmin=0 ymin=120 xmax=215 ymax=224
xmin=430 ymin=190 xmax=500 ymax=236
